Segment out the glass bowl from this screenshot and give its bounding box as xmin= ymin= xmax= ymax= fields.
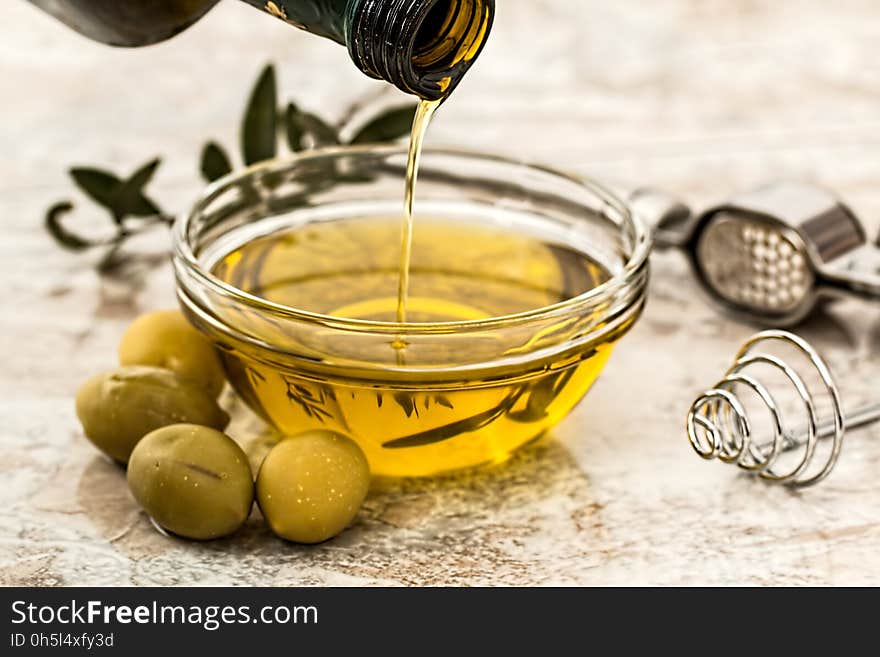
xmin=173 ymin=147 xmax=650 ymax=477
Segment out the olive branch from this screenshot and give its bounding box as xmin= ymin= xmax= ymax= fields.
xmin=45 ymin=63 xmax=417 ymax=276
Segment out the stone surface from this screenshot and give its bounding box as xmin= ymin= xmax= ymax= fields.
xmin=1 ymin=0 xmax=879 ymax=586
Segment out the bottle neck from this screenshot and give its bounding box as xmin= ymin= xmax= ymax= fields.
xmin=347 ymin=0 xmax=495 ymax=100
xmin=245 ymin=0 xmax=494 ymax=100
xmin=240 ymin=0 xmax=350 ymax=43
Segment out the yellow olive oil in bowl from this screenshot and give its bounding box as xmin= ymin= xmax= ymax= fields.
xmin=174 ymin=148 xmax=650 ymax=477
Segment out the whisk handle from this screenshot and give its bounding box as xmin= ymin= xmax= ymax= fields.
xmin=784 ymin=403 xmax=880 ymax=452
xmin=845 ymin=404 xmax=880 ymax=431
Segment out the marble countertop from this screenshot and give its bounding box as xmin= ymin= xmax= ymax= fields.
xmin=2 ymin=0 xmax=879 ymax=586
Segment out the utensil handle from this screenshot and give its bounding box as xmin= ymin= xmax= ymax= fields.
xmin=773 ymin=403 xmax=880 ymax=455
xmin=819 ymin=244 xmax=880 ymax=300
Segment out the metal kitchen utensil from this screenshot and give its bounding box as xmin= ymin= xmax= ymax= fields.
xmin=686 ymin=330 xmax=880 ymax=488
xmin=630 ymin=182 xmax=880 ymax=325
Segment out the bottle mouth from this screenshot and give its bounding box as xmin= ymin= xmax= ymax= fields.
xmin=348 ymin=0 xmax=495 ymax=100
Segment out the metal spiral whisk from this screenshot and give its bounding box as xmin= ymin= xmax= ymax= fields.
xmin=687 ymin=330 xmax=880 ymax=488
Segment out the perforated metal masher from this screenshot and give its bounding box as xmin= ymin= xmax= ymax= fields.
xmin=686 ymin=331 xmax=880 ymax=488
xmin=630 ymin=182 xmax=880 ymax=325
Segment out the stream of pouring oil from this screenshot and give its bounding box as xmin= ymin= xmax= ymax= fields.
xmin=396 ymin=98 xmax=442 ymax=326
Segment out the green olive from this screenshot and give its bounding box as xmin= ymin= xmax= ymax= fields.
xmin=256 ymin=430 xmax=370 ymax=544
xmin=75 ymin=366 xmax=229 ymax=463
xmin=118 ymin=309 xmax=226 ymax=397
xmin=127 ymin=424 xmax=254 ymax=540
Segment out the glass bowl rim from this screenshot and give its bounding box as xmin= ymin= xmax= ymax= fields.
xmin=173 ymin=145 xmax=652 ymax=335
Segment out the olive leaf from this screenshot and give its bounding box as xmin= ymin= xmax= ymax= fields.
xmin=295 ymin=111 xmax=340 ymax=148
xmin=285 ymin=103 xmax=305 ymax=152
xmin=383 ymin=390 xmax=526 ymax=449
xmin=114 ymin=158 xmax=163 ymax=218
xmin=283 ymin=376 xmax=332 ymax=422
xmin=242 ymin=64 xmax=278 ymax=165
xmin=349 ymin=105 xmax=417 ymax=144
xmin=434 ymin=395 xmax=454 ymax=410
xmin=70 ymin=160 xmax=165 ymax=223
xmin=507 ymin=369 xmax=576 ymax=423
xmin=245 ymin=366 xmax=266 ymax=387
xmin=393 ymin=392 xmax=418 ymax=418
xmin=200 ymin=142 xmax=233 ymax=183
xmin=45 ymin=201 xmax=94 ymax=251
xmin=69 ymin=168 xmax=124 ymax=217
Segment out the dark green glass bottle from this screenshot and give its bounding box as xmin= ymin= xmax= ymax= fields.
xmin=26 ymin=0 xmax=495 ymax=99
